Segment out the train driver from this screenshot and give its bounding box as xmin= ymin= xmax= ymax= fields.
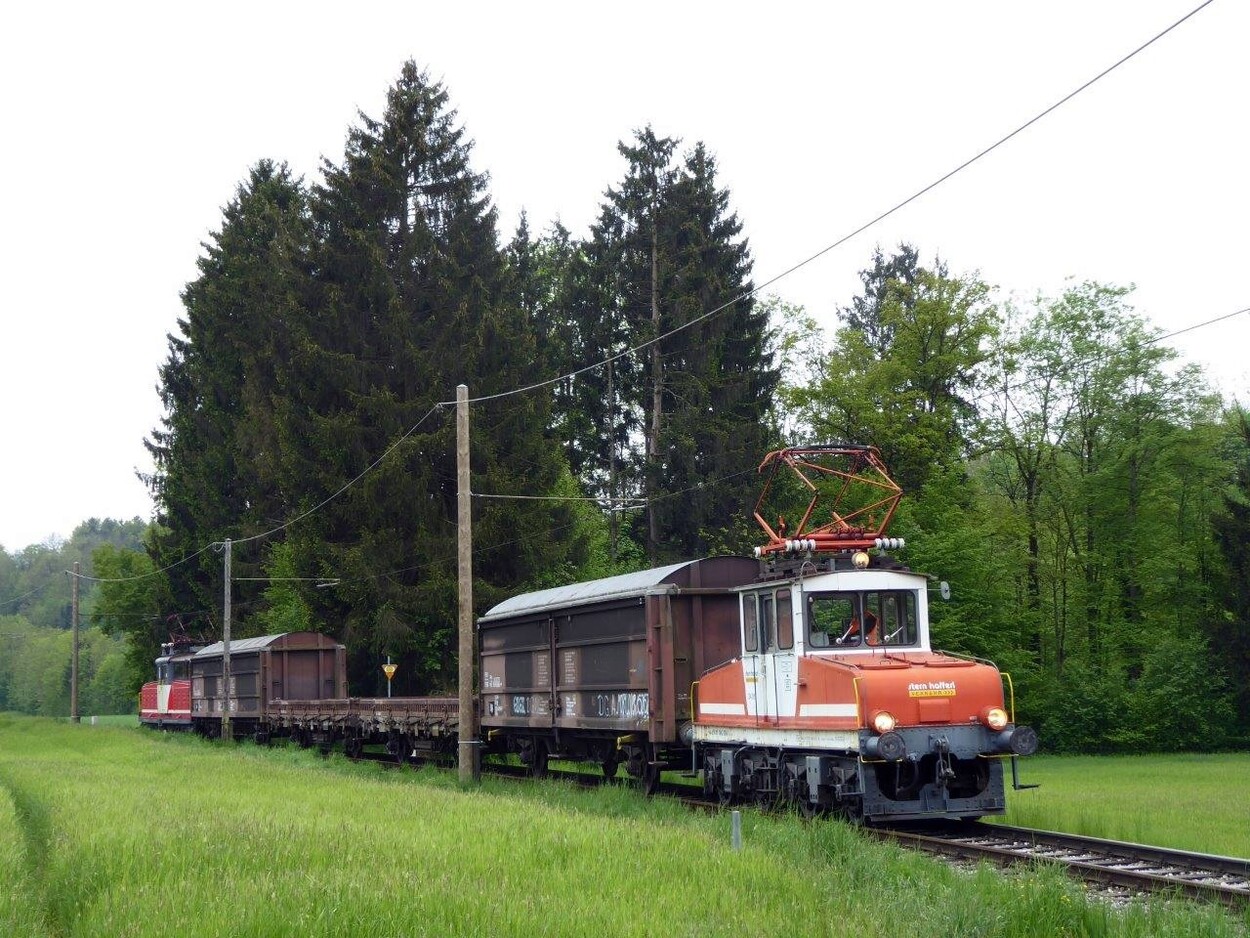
xmin=836 ymin=609 xmax=880 ymax=645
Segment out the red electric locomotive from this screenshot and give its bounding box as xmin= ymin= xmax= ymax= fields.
xmin=138 ymin=635 xmax=201 ymax=730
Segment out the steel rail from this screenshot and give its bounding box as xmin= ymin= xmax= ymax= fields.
xmin=869 ymin=822 xmax=1250 ymax=908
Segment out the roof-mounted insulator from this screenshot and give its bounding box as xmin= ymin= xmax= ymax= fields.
xmin=874 ymin=537 xmax=905 ymax=550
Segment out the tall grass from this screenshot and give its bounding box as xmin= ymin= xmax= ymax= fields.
xmin=0 ymin=714 xmax=1242 ymax=937
xmin=1000 ymin=753 xmax=1250 ymax=858
xmin=0 ymin=783 xmax=51 ymax=937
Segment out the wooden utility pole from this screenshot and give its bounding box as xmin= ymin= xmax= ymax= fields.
xmin=647 ymin=199 xmax=663 ymax=565
xmin=456 ymin=384 xmax=479 ymax=782
xmin=71 ymin=562 xmax=80 ymax=723
xmin=222 ymin=538 xmax=232 ymax=741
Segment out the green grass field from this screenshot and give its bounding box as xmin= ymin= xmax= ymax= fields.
xmin=0 ymin=714 xmax=1244 ymax=937
xmin=59 ymin=714 xmax=138 ymax=727
xmin=1000 ymin=753 xmax=1250 ymax=858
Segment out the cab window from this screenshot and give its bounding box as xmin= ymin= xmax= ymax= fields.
xmin=807 ymin=595 xmax=856 ymax=647
xmin=807 ymin=591 xmax=919 ymax=648
xmin=760 ymin=594 xmax=775 ymax=652
xmin=742 ymin=594 xmax=758 ymax=653
xmin=777 ymin=589 xmax=793 ymax=650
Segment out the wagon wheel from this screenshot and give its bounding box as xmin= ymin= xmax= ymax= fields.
xmin=638 ymin=761 xmax=661 ymax=796
xmin=602 ymin=757 xmax=619 ymax=780
xmin=521 ymin=738 xmax=548 ymax=778
xmin=625 ymin=744 xmax=660 ymax=796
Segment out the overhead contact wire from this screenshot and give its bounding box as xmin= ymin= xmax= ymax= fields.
xmin=451 ymin=0 xmax=1217 ymax=408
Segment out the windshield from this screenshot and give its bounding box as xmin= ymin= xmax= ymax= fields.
xmin=807 ymin=590 xmax=918 ymax=648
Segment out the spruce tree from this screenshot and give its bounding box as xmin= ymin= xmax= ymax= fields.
xmin=280 ymin=62 xmax=581 ymax=690
xmin=145 ymin=160 xmax=311 ymax=629
xmin=571 ymin=129 xmax=777 ymax=562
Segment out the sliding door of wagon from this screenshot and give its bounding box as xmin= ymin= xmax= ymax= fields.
xmin=554 ymin=600 xmax=649 ymax=734
xmin=479 ymin=616 xmax=554 ymax=729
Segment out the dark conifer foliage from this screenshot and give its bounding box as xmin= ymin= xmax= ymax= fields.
xmin=557 ymin=129 xmax=778 ymax=562
xmin=274 ymin=62 xmax=579 ymax=690
xmin=840 ymin=244 xmax=921 ymax=357
xmin=145 ymin=160 xmax=311 ymax=625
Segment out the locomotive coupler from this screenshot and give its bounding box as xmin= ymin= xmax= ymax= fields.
xmin=932 ymin=736 xmax=956 ymax=787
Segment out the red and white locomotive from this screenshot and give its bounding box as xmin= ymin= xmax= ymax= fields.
xmin=693 ymin=446 xmax=1037 ymax=819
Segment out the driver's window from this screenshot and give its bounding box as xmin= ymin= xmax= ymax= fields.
xmin=808 ymin=595 xmax=856 ymax=647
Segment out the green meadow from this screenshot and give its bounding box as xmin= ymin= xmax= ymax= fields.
xmin=0 ymin=714 xmax=1244 ymax=938
xmin=999 ymin=752 xmax=1250 ymax=858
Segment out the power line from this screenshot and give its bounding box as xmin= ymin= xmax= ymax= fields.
xmin=225 ymin=404 xmax=448 ymax=547
xmin=69 ymin=543 xmax=216 ymax=584
xmin=0 ymin=579 xmax=57 ymax=609
xmin=471 ymin=493 xmax=646 ymax=503
xmin=449 ymin=0 xmax=1217 ymax=409
xmin=322 ymin=466 xmax=762 ymax=589
xmin=976 ymin=303 xmax=1250 ymax=411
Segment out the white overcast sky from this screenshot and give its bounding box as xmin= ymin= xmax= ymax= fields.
xmin=1 ymin=0 xmax=1246 ymax=553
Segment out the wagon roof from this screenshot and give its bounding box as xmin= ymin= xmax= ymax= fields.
xmin=480 ymin=560 xmax=699 ymax=622
xmin=193 ymin=631 xmax=336 ymax=657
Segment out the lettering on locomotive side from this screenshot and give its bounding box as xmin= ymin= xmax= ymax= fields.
xmin=591 ymin=691 xmax=649 ymax=720
xmin=908 ymin=680 xmax=957 ymax=698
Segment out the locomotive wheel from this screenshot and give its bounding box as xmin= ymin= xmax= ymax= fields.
xmin=799 ymin=796 xmax=822 ymax=819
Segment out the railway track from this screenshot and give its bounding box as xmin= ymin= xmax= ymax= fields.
xmin=870 ymin=822 xmax=1250 ymax=908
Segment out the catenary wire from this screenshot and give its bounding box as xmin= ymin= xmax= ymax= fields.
xmin=449 ymin=0 xmax=1217 ymax=409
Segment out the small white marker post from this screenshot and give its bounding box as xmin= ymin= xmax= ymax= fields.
xmin=731 ymin=810 xmax=742 ymax=851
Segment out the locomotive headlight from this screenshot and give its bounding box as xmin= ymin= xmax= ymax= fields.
xmin=981 ymin=706 xmax=1009 ymax=731
xmin=870 ymin=709 xmax=897 ymax=734
xmin=852 ymin=551 xmax=871 ymax=569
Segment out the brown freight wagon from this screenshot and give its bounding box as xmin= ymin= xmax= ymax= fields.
xmin=190 ymin=631 xmax=346 ymax=739
xmin=478 ymin=556 xmax=756 ymax=789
